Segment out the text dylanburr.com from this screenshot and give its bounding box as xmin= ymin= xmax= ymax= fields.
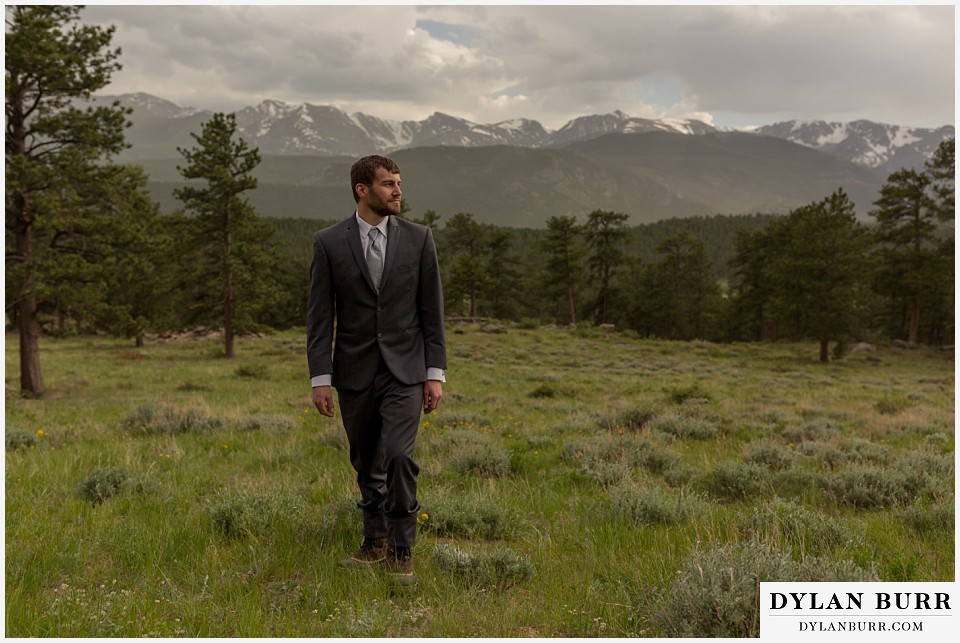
xmin=760 ymin=582 xmax=956 ymax=640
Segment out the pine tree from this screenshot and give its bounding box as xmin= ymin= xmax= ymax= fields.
xmin=729 ymin=227 xmax=777 ymax=341
xmin=870 ymin=167 xmax=940 ymax=344
xmin=648 ymin=231 xmax=718 ymax=339
xmin=769 ymin=189 xmax=871 ymax=362
xmin=926 ymin=138 xmax=955 ymax=223
xmin=540 ymin=215 xmax=583 ymax=326
xmin=583 ymin=209 xmax=630 ymax=325
xmin=441 ymin=212 xmax=488 ymax=318
xmin=174 ymin=112 xmax=276 ymax=358
xmin=6 ymin=5 xmax=132 ymax=395
xmin=482 ymin=228 xmax=521 ymax=320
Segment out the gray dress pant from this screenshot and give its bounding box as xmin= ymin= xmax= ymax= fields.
xmin=337 ymin=361 xmax=423 ymax=547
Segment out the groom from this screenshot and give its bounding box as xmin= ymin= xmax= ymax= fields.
xmin=307 ymin=155 xmax=446 ymax=585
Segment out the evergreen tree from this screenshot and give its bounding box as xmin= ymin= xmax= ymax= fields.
xmin=870 ymin=167 xmax=942 ymax=344
xmin=769 ymin=189 xmax=871 ymax=362
xmin=926 ymin=138 xmax=955 ymax=223
xmin=67 ymin=165 xmax=166 ymax=345
xmin=6 ymin=5 xmax=132 ymax=395
xmin=440 ymin=212 xmax=488 ymax=318
xmin=583 ymin=209 xmax=630 ymax=325
xmin=174 ymin=113 xmax=277 ymax=358
xmin=540 ymin=215 xmax=583 ymax=326
xmin=410 ymin=209 xmax=441 ymax=229
xmin=920 ymin=138 xmax=955 ymax=344
xmin=728 ymin=226 xmax=778 ymax=341
xmin=482 ymin=228 xmax=521 ymax=320
xmin=647 ymin=231 xmax=719 ymax=339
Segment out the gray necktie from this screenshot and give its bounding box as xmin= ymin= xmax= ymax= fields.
xmin=366 ymin=227 xmax=383 ymax=289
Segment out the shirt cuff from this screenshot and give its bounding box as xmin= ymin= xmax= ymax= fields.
xmin=311 ymin=374 xmax=332 ymax=388
xmin=313 ymin=371 xmax=443 ymax=385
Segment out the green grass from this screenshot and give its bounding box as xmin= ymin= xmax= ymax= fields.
xmin=4 ymin=326 xmax=955 ymax=636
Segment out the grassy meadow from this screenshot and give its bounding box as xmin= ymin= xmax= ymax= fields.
xmin=4 ymin=324 xmax=955 ymax=637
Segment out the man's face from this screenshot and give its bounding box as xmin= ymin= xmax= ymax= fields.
xmin=360 ymin=167 xmax=402 ymax=218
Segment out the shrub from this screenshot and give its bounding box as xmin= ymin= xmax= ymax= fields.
xmin=894 ymin=450 xmax=954 ymax=495
xmin=653 ymin=541 xmax=877 ymax=638
xmin=600 ymin=406 xmax=659 ymax=432
xmin=487 ymin=548 xmax=535 ymax=587
xmin=431 ymin=543 xmax=485 ymax=579
xmin=841 ymin=438 xmax=892 ymax=465
xmin=528 ymin=383 xmax=561 ymax=399
xmin=122 ymin=402 xmax=223 ymax=436
xmin=742 ymin=440 xmax=796 ymax=471
xmin=737 ymin=498 xmax=858 ymax=553
xmin=666 ymin=383 xmax=712 ymax=405
xmin=819 ymin=451 xmax=954 ymax=509
xmin=636 ymin=443 xmax=680 ymax=475
xmin=649 ymin=411 xmax=720 ymax=440
xmin=922 ymin=432 xmax=952 ymax=452
xmin=896 ymin=496 xmax=955 ymax=533
xmin=611 ymin=483 xmax=703 ymax=526
xmin=560 ymin=433 xmax=678 ymax=480
xmin=578 ymin=460 xmax=631 ymax=487
xmin=420 ymin=494 xmax=521 ymax=540
xmin=431 ymin=543 xmax=533 ymax=588
xmin=234 ymin=364 xmax=269 ymax=379
xmin=875 ymin=392 xmax=912 ymax=415
xmin=799 ymin=438 xmax=892 ymax=470
xmin=819 ymin=465 xmax=912 ymax=508
xmin=781 ymin=418 xmax=839 ymax=443
xmin=6 ymin=429 xmax=37 ymax=451
xmin=702 ymin=461 xmax=768 ymax=500
xmin=663 ymin=464 xmax=696 ymax=488
xmin=769 ymin=467 xmax=819 ymax=498
xmin=77 ymin=467 xmax=129 ymax=505
xmin=208 ymin=488 xmax=304 ymax=539
xmin=433 ymin=412 xmax=493 ymax=431
xmin=176 ymin=381 xmax=213 ymax=392
xmin=449 ymin=444 xmax=513 ymax=478
xmin=237 ymin=414 xmax=294 ymax=432
xmin=559 ymin=437 xmax=619 ymax=466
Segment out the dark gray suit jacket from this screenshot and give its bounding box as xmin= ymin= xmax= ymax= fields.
xmin=307 ymin=215 xmax=446 ymax=391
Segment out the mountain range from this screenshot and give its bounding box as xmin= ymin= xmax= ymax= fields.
xmin=95 ymin=93 xmax=954 ymax=226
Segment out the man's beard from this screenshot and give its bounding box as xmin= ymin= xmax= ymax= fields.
xmin=373 ymin=200 xmax=400 ymax=218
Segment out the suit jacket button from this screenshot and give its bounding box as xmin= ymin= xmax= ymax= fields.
xmin=378 ymin=333 xmax=383 ymax=338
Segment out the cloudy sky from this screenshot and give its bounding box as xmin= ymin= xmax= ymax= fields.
xmin=80 ymin=3 xmax=955 ymax=131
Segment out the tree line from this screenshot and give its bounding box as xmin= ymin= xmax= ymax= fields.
xmin=425 ymin=151 xmax=953 ymax=364
xmin=5 ymin=6 xmax=955 ymax=397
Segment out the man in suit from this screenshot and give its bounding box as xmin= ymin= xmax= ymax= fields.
xmin=307 ymin=155 xmax=446 ymax=585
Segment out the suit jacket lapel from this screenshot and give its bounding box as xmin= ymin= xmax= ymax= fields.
xmin=378 ymin=216 xmax=401 ymax=291
xmin=344 ymin=216 xmax=378 ymax=293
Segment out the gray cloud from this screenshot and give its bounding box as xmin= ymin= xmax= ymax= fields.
xmin=81 ymin=4 xmax=954 ymax=129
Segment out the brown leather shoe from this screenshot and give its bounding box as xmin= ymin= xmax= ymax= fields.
xmin=339 ymin=537 xmax=387 ymax=568
xmin=386 ymin=545 xmax=416 ymax=586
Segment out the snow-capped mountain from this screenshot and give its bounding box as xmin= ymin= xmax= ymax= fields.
xmin=103 ymin=91 xmax=205 ymax=120
xmin=95 ymin=93 xmax=953 ymax=173
xmin=551 ymin=110 xmax=716 ymax=146
xmin=754 ymin=120 xmax=954 ymax=173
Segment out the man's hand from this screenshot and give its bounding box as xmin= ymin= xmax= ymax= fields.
xmin=423 ymin=380 xmax=442 ymax=414
xmin=313 ymin=385 xmax=335 ymax=417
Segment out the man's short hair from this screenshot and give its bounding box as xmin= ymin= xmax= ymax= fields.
xmin=351 ymin=155 xmax=401 ymax=203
